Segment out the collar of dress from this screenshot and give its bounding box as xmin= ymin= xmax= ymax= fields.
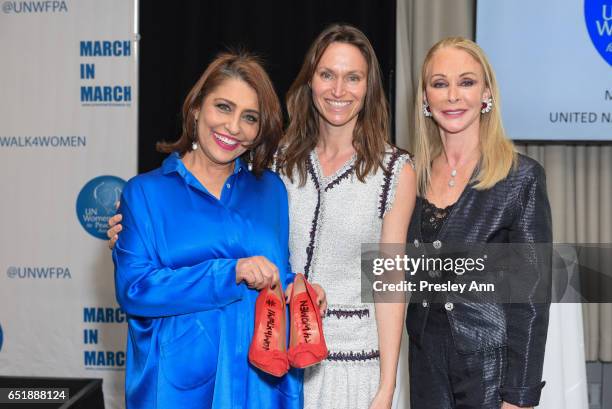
xmin=161 ymin=151 xmax=247 ymax=177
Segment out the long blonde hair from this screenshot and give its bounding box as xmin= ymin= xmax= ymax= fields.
xmin=413 ymin=37 xmax=516 ymax=195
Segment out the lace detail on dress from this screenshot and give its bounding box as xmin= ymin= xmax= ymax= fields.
xmin=421 ymin=198 xmax=454 ymax=243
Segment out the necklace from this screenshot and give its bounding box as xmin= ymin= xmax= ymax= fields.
xmin=448 ymin=169 xmax=458 ymax=187
xmin=440 ymin=147 xmax=480 ymax=189
xmin=446 ymin=153 xmax=479 ymax=188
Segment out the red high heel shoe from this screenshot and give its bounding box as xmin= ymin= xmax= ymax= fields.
xmin=248 ymin=284 xmax=289 ymax=377
xmin=288 ymin=273 xmax=328 ymax=368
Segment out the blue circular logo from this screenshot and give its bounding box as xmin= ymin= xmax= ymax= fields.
xmin=76 ymin=175 xmax=126 ymax=240
xmin=585 ymin=0 xmax=612 ymax=66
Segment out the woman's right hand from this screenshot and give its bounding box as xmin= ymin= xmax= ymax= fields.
xmin=236 ymin=256 xmax=280 ymax=290
xmin=107 ymin=213 xmax=123 ymax=249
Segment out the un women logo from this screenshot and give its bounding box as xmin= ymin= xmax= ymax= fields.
xmin=585 ymin=0 xmax=612 ymax=66
xmin=76 ymin=175 xmax=126 ymax=239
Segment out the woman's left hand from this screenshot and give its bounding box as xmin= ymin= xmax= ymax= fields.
xmin=285 ymin=281 xmax=327 ymax=317
xmin=501 ymin=402 xmax=532 ymax=409
xmin=368 ymin=388 xmax=393 ymax=409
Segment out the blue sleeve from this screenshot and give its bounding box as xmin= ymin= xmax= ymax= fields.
xmin=112 ymin=180 xmax=246 ymax=318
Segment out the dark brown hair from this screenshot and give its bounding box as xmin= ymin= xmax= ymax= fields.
xmin=157 ymin=50 xmax=283 ymax=176
xmin=279 ymin=23 xmax=390 ymax=185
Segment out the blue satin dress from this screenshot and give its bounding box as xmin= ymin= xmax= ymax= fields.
xmin=112 ymin=152 xmax=303 ymax=409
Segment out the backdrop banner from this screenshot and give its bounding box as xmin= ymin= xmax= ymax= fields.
xmin=0 ymin=1 xmax=138 ymax=408
xmin=477 ymin=0 xmax=612 ymax=141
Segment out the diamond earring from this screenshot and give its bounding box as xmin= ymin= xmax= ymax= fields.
xmin=481 ymin=97 xmax=493 ymax=114
xmin=423 ymin=101 xmax=432 ymax=117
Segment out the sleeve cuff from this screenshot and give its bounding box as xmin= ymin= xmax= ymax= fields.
xmin=500 ymin=381 xmax=545 ymax=407
xmin=211 ymin=259 xmax=245 ymax=305
xmin=283 ymin=271 xmax=296 ymax=289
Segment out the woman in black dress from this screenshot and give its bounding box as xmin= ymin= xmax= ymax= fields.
xmin=406 ymin=37 xmax=552 ymax=409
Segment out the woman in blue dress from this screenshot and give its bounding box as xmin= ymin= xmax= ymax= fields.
xmin=112 ymin=51 xmax=304 ymax=409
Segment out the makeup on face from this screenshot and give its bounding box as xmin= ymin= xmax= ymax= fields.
xmin=195 ymin=78 xmax=260 ymax=164
xmin=425 ymin=47 xmax=489 ymax=136
xmin=311 ymin=42 xmax=368 ymax=129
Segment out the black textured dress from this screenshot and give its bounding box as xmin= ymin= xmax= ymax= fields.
xmin=406 ymin=154 xmax=552 ymax=409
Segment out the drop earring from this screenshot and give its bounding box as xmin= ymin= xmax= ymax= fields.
xmin=192 ymin=119 xmax=198 ymax=150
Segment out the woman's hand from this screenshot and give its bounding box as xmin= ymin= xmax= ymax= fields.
xmin=107 ymin=213 xmax=123 ymax=249
xmin=284 ymin=281 xmax=327 ymax=316
xmin=368 ymin=387 xmax=393 ymax=409
xmin=236 ymin=256 xmax=280 ymax=290
xmin=501 ymin=402 xmax=532 ymax=409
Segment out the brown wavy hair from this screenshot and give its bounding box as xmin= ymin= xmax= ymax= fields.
xmin=279 ymin=23 xmax=390 ymax=185
xmin=157 ymin=50 xmax=283 ymax=176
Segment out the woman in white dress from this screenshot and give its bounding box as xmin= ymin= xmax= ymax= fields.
xmin=277 ymin=24 xmax=415 ymax=409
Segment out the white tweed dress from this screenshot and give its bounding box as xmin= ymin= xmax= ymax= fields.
xmin=279 ymin=147 xmax=412 ymax=409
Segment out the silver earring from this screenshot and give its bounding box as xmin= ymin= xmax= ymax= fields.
xmin=248 ymin=150 xmax=254 ymax=171
xmin=423 ymin=101 xmax=433 ymax=117
xmin=192 ymin=119 xmax=198 ymax=150
xmin=481 ymin=97 xmax=493 ymax=114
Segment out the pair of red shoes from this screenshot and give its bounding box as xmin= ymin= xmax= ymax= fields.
xmin=248 ymin=273 xmax=328 ymax=377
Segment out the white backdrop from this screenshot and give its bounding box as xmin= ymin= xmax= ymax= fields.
xmin=0 ymin=1 xmax=138 ymax=408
